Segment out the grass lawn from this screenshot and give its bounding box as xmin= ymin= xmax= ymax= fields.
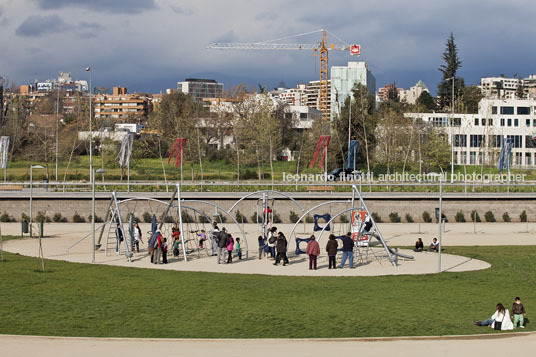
xmin=0 ymin=246 xmax=534 ymax=338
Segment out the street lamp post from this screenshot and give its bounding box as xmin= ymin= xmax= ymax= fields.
xmin=29 ymin=165 xmax=44 ymax=238
xmin=447 ymin=77 xmax=455 ymax=183
xmin=92 ymin=168 xmax=107 ymax=263
xmin=86 ymin=67 xmax=93 ymax=185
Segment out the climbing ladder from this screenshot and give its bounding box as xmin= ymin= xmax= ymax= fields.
xmin=97 ymin=191 xmax=132 ymax=262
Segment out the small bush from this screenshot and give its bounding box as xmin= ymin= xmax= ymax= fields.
xmin=289 ymin=211 xmax=300 ymax=223
xmin=305 ymin=215 xmax=314 ymax=223
xmin=273 ymin=213 xmax=282 ymax=223
xmin=142 ymin=212 xmax=152 ymax=223
xmin=340 ymin=214 xmax=349 ymax=224
xmin=484 ymin=211 xmax=495 ymax=222
xmin=250 ymin=212 xmax=259 ymax=224
xmin=455 ymin=210 xmax=466 ymax=223
xmin=502 ymin=212 xmax=511 ymax=222
xmin=35 ymin=211 xmax=47 ymax=223
xmin=198 ymin=213 xmax=210 ymax=223
xmin=88 ymin=215 xmax=103 ymax=223
xmin=53 ymin=213 xmax=63 ymax=222
xmin=235 ymin=210 xmax=248 ymax=223
xmin=471 ymin=210 xmax=481 ymax=222
xmin=405 ymin=213 xmax=414 ymax=223
xmin=520 ymin=210 xmax=528 ymax=222
xmin=72 ymin=212 xmax=85 ymax=223
xmin=389 ymin=212 xmax=401 ymax=223
xmin=21 ymin=213 xmax=30 ymax=222
xmin=163 ymin=215 xmax=174 ymax=223
xmin=0 ymin=212 xmax=12 ymax=222
xmin=422 ymin=211 xmax=432 ymax=223
xmin=371 ymin=212 xmax=382 ymax=223
xmin=181 ymin=210 xmax=193 ymax=223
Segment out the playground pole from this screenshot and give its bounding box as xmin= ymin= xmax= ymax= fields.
xmin=438 ymin=179 xmax=442 ymax=273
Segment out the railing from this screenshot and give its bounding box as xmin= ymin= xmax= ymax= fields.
xmin=1 ymin=180 xmax=535 ymax=195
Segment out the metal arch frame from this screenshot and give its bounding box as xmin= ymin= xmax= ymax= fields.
xmin=228 ymin=190 xmax=305 ymax=214
xmin=288 ymin=200 xmax=351 ymax=249
xmin=313 ymin=207 xmax=396 ymax=266
xmin=182 ymin=199 xmax=249 ymax=259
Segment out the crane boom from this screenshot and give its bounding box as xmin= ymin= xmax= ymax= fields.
xmin=207 ymin=29 xmax=358 ymax=120
xmin=207 ymin=43 xmax=349 ymax=51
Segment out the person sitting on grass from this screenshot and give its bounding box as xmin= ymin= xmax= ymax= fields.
xmin=414 ymin=238 xmax=424 ymax=252
xmin=429 ymin=238 xmax=439 ymax=252
xmin=473 ymin=303 xmax=513 ymax=330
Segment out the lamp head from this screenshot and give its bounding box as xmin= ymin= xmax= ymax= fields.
xmin=85 ymin=67 xmax=91 ymax=72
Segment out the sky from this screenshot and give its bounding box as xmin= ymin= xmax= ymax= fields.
xmin=1 ymin=0 xmax=536 ymax=95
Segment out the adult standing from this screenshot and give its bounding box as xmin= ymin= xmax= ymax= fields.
xmin=267 ymin=227 xmax=277 ymax=259
xmin=274 ymin=232 xmax=289 ymax=266
xmin=217 ymin=227 xmax=229 ymax=264
xmin=305 ymin=235 xmax=320 ymax=270
xmin=210 ymin=224 xmax=220 ymax=256
xmin=148 ymin=229 xmax=157 ymax=263
xmin=115 ymin=223 xmax=123 ymax=254
xmin=153 ymin=230 xmax=163 ymax=265
xmin=326 ymin=234 xmax=338 ymax=269
xmin=133 ymin=222 xmax=143 ymax=253
xmin=339 ymin=232 xmax=355 ymax=269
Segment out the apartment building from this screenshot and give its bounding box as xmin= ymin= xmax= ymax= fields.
xmin=94 ymin=86 xmax=152 ymax=122
xmin=331 ymin=61 xmax=375 ymax=119
xmin=405 ymin=98 xmax=536 ymax=167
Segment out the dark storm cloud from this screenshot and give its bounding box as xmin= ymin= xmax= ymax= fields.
xmin=34 ymin=0 xmax=157 ymax=14
xmin=16 ymin=14 xmax=72 ymax=37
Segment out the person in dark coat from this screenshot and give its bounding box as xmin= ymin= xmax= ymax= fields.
xmin=326 ymin=234 xmax=339 ymax=269
xmin=273 ymin=232 xmax=289 ymax=266
xmin=339 ymin=232 xmax=355 ymax=269
xmin=216 ymin=228 xmax=229 ymax=264
xmin=414 ymin=238 xmax=424 ymax=252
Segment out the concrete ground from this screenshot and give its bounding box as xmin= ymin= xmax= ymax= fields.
xmin=0 ymin=222 xmax=499 ymax=276
xmin=1 ymin=221 xmax=535 ymax=355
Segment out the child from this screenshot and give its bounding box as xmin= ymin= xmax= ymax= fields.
xmin=226 ymin=234 xmax=234 ymax=263
xmin=236 ymin=237 xmax=242 ymax=260
xmin=173 ymin=237 xmax=180 ymax=257
xmin=197 ymin=230 xmax=207 ymax=249
xmin=512 ymin=297 xmax=526 ymax=328
xmin=162 ymin=238 xmax=168 ymax=264
xmin=258 ymin=235 xmax=266 ymax=259
xmin=429 ymin=238 xmax=439 ymax=252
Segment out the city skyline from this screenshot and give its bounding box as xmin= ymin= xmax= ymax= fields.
xmin=1 ymin=0 xmax=536 ymax=94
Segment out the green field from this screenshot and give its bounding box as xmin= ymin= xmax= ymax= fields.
xmin=0 ymin=246 xmax=533 ymax=338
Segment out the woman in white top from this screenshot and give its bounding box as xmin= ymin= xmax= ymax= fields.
xmin=473 ymin=303 xmax=514 ymax=330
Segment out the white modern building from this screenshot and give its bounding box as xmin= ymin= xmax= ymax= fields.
xmin=177 ymin=78 xmax=223 ymax=102
xmin=480 ymin=76 xmax=522 ymax=99
xmin=405 ymin=98 xmax=536 ymax=167
xmin=330 ymin=61 xmax=376 ymax=119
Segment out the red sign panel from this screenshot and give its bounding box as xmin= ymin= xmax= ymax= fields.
xmin=350 ymin=45 xmax=360 ymax=55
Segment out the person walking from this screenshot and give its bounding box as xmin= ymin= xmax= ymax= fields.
xmin=267 ymin=227 xmax=277 ymax=259
xmin=226 ymin=234 xmax=234 ymax=264
xmin=306 ymin=235 xmax=320 ymax=270
xmin=217 ymin=228 xmax=229 ymax=264
xmin=133 ymin=222 xmax=143 ymax=253
xmin=274 ymin=232 xmax=289 ymax=266
xmin=339 ymin=232 xmax=355 ymax=269
xmin=326 ymin=234 xmax=338 ymax=269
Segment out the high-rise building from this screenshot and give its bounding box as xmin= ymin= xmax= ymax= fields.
xmin=330 ymin=61 xmax=376 ymax=119
xmin=177 ymin=78 xmax=223 ymax=102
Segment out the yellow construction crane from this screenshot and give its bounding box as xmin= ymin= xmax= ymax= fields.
xmin=207 ymin=29 xmax=360 ymax=120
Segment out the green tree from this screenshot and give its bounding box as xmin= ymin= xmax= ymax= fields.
xmin=421 ymin=128 xmax=451 ymax=174
xmin=416 ymin=91 xmax=436 ymax=112
xmin=387 ymin=82 xmax=400 ymax=102
xmin=331 ymin=83 xmax=377 ymax=172
xmin=437 ymin=33 xmax=465 ymax=111
xmin=461 ymin=85 xmax=483 ymax=114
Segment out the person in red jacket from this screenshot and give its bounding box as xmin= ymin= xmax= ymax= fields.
xmin=306 ymin=235 xmax=321 ymax=270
